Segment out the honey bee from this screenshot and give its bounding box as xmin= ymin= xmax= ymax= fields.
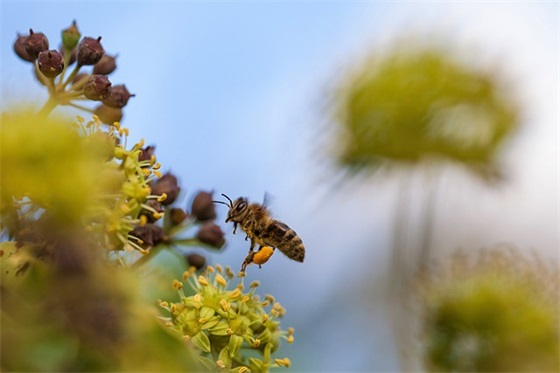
xmin=214 ymin=194 xmax=305 ymax=271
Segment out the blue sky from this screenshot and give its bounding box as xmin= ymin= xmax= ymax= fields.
xmin=1 ymin=2 xmax=558 ymax=371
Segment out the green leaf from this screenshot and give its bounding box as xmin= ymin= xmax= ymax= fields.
xmin=249 ymin=357 xmax=264 ymax=373
xmin=218 ymin=346 xmax=232 ymax=368
xmin=199 ymin=306 xmax=216 ymax=320
xmin=198 ymin=356 xmax=216 ymax=370
xmin=208 ymin=321 xmax=230 ymax=336
xmin=200 ymin=316 xmax=220 ymax=330
xmin=228 ymin=334 xmax=244 ymax=358
xmin=191 ymin=331 xmax=211 ymax=353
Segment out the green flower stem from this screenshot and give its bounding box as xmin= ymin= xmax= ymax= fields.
xmin=45 ymin=78 xmax=56 ymax=96
xmin=131 ymin=244 xmax=166 ymax=269
xmin=33 ymin=62 xmax=50 ymax=87
xmin=68 ymin=75 xmax=90 ymax=92
xmin=67 ymin=102 xmax=94 ymax=113
xmin=418 ymin=163 xmax=440 ymax=271
xmin=58 ymin=47 xmax=74 ymax=87
xmin=37 ymin=96 xmax=59 ymax=117
xmin=59 ymin=90 xmax=84 ymax=100
xmin=62 ymin=63 xmax=81 ymax=89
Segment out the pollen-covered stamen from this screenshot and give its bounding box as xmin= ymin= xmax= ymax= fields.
xmin=219 ymin=298 xmax=230 ymax=312
xmin=138 ymin=214 xmax=148 ymax=226
xmin=215 ymin=273 xmax=227 ymax=287
xmin=274 ymin=358 xmax=291 ymax=367
xmin=172 ymin=279 xmax=183 ymax=290
xmin=228 ymin=288 xmax=242 ymax=300
xmin=198 ymin=275 xmax=209 ymax=287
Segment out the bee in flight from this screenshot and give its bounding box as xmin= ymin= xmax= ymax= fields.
xmin=213 ymin=194 xmax=305 ymax=272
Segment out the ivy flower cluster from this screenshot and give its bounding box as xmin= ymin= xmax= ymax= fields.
xmin=418 ymin=247 xmax=559 ymax=372
xmin=14 ymin=21 xmax=133 ymax=121
xmin=2 ymin=20 xmax=296 ymax=371
xmin=160 ymin=266 xmax=294 ymax=373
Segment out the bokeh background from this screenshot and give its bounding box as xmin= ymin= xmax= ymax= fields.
xmin=1 ymin=1 xmax=558 ymax=371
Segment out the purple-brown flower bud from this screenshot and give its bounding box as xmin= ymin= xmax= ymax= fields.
xmin=61 ymin=20 xmax=81 ymax=51
xmin=196 ymin=222 xmax=225 ymax=248
xmin=130 ymin=223 xmax=166 ymax=247
xmin=77 ymin=36 xmax=104 ymax=66
xmin=24 ymin=29 xmax=49 ymax=60
xmin=94 ymin=104 xmax=123 ymax=125
xmin=169 ymin=207 xmax=188 ymax=226
xmin=93 ymin=54 xmax=117 ymax=75
xmin=13 ymin=33 xmax=33 ymax=62
xmin=185 ymin=253 xmax=206 ymax=270
xmin=150 ymin=173 xmax=181 ymax=206
xmin=84 ymin=74 xmax=112 ymax=101
xmin=191 ymin=191 xmax=216 ymax=222
xmin=139 ymin=145 xmax=156 ymax=162
xmin=37 ymin=50 xmax=65 ymax=79
xmin=102 ymin=84 xmax=134 ymax=108
xmin=139 ymin=199 xmax=164 ymax=223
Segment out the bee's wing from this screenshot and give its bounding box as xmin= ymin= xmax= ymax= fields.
xmin=262 ymin=191 xmax=275 ymax=209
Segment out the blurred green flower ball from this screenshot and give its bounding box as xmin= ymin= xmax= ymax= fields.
xmin=333 ymin=42 xmax=519 ymax=174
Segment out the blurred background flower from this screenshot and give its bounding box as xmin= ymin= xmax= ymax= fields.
xmin=2 ymin=2 xmax=558 ymax=371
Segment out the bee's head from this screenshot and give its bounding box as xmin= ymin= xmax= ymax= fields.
xmin=213 ymin=194 xmax=249 ymax=223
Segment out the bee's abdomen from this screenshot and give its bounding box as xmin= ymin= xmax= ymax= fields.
xmin=261 ymin=221 xmax=305 ymax=263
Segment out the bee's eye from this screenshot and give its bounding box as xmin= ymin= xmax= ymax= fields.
xmin=236 ymin=202 xmax=247 ymax=211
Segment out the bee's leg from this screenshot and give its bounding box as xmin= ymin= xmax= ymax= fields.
xmin=241 ymin=251 xmax=255 ymax=273
xmin=233 ymin=223 xmax=238 ymax=235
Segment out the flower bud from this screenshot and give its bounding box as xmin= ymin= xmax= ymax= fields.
xmin=24 ymin=29 xmax=49 ymax=60
xmin=139 ymin=199 xmax=164 ymax=223
xmin=150 ymin=173 xmax=181 ymax=206
xmin=191 ymin=191 xmax=216 ymax=221
xmin=13 ymin=33 xmax=33 ymax=62
xmin=94 ymin=104 xmax=123 ymax=125
xmin=169 ymin=207 xmax=188 ymax=226
xmin=77 ymin=36 xmax=104 ymax=66
xmin=196 ymin=222 xmax=225 ymax=248
xmin=93 ymin=54 xmax=117 ymax=75
xmin=186 ymin=253 xmax=206 ymax=270
xmin=61 ymin=20 xmax=81 ymax=51
xmin=138 ymin=145 xmax=156 ymax=162
xmin=102 ymin=84 xmax=134 ymax=108
xmin=37 ymin=50 xmax=64 ymax=79
xmin=130 ymin=223 xmax=166 ymax=247
xmin=84 ymin=74 xmax=112 ymax=101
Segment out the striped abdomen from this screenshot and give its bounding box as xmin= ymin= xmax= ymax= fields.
xmin=257 ymin=220 xmax=305 ymax=263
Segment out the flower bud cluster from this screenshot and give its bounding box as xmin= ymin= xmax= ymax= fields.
xmin=112 ymin=145 xmax=225 ymax=265
xmin=13 ymin=21 xmax=134 ymax=119
xmin=160 ymin=266 xmax=294 ymax=372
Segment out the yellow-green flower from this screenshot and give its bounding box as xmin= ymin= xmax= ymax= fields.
xmin=332 ymin=41 xmax=519 ymax=176
xmin=419 ymin=248 xmax=559 ymax=372
xmin=160 ymin=265 xmax=294 ymax=373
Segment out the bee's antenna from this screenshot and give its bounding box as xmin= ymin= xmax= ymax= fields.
xmin=212 ymin=193 xmax=234 ymax=208
xmin=221 ymin=193 xmax=234 ymax=206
